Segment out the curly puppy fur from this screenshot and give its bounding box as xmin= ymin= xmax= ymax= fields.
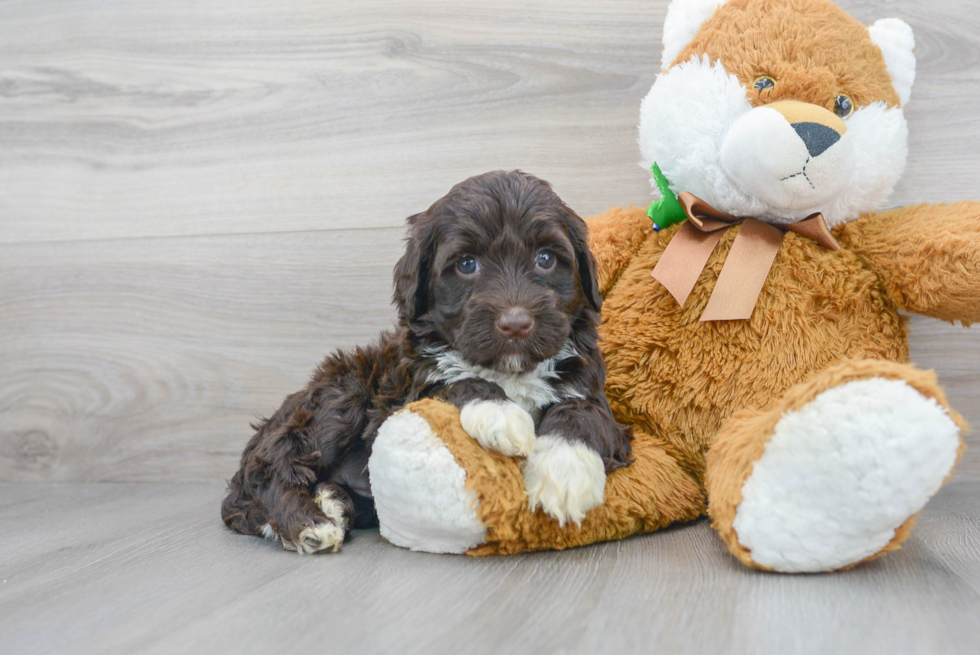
xmin=221 ymin=170 xmax=631 ymax=553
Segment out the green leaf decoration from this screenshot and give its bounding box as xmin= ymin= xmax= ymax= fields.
xmin=645 ymin=162 xmax=688 ymax=231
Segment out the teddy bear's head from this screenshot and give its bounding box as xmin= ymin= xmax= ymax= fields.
xmin=639 ymin=0 xmax=916 ymax=227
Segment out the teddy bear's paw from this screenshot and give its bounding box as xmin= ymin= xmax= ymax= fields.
xmin=460 ymin=399 xmax=536 ymax=457
xmin=732 ymin=377 xmax=961 ymax=572
xmin=369 ymin=407 xmax=488 ymax=553
xmin=523 ymin=435 xmax=605 ymax=527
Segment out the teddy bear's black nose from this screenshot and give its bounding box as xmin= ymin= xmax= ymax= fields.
xmin=792 ymin=121 xmax=841 ymax=158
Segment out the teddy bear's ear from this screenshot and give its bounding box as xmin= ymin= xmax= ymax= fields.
xmin=661 ymin=0 xmax=730 ymax=70
xmin=868 ymin=18 xmax=916 ymax=106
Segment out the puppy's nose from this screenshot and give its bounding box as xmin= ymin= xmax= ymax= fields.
xmin=496 ymin=309 xmax=534 ymax=340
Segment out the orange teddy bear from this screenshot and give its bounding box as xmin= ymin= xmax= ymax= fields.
xmin=367 ymin=0 xmax=980 ymax=572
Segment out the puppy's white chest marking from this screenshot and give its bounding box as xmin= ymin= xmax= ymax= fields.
xmin=423 ymin=343 xmax=584 ymax=417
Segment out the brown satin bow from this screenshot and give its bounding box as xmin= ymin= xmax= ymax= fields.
xmin=651 ymin=192 xmax=840 ymax=321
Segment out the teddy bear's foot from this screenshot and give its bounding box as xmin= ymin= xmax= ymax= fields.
xmin=370 ymin=399 xmax=707 ymax=555
xmin=707 ymin=360 xmax=965 ymax=573
xmin=369 ymin=405 xmax=488 ymax=553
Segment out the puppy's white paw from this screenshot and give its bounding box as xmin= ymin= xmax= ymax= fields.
xmin=291 ymin=522 xmax=345 ymax=554
xmin=460 ymin=399 xmax=536 ymax=457
xmin=523 ymin=434 xmax=605 ymax=527
xmin=282 ymin=486 xmax=349 ymax=554
xmin=314 ymin=485 xmax=349 ymax=528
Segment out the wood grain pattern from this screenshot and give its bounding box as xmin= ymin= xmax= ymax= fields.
xmin=1 ymin=480 xmax=979 ymax=655
xmin=1 ymin=0 xmax=979 ymax=482
xmin=0 ymin=229 xmax=405 ymax=480
xmin=2 ymin=0 xmax=980 ymax=244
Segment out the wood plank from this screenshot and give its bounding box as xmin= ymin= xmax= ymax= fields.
xmin=909 ymin=319 xmax=980 ymax=479
xmin=0 ymin=0 xmax=662 ymax=243
xmin=1 ymin=229 xmax=977 ymax=482
xmin=1 ymin=1 xmax=979 ymax=243
xmin=2 ymin=2 xmax=979 ymax=652
xmin=1 ymin=481 xmax=979 ymax=655
xmin=1 ymin=0 xmax=979 ymax=482
xmin=0 ymin=228 xmax=404 ymax=481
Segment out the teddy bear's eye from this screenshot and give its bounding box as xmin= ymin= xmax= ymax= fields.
xmin=753 ymin=76 xmax=775 ymax=93
xmin=834 ymin=94 xmax=854 ymax=118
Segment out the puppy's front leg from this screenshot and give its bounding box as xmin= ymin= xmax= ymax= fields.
xmin=526 ymin=398 xmax=631 ymax=526
xmin=437 ymin=379 xmax=536 ymax=457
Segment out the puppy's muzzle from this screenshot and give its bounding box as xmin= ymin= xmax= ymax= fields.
xmin=496 ymin=308 xmax=534 ymax=340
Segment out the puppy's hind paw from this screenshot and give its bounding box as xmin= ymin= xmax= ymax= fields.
xmin=460 ymin=400 xmax=536 ymax=457
xmin=281 ymin=484 xmax=351 ymax=554
xmin=288 ymin=522 xmax=345 ymax=554
xmin=523 ymin=435 xmax=605 ymax=527
xmin=278 ymin=520 xmax=344 ymax=554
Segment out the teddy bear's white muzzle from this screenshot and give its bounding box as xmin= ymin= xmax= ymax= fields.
xmin=720 ymin=105 xmax=853 ymax=215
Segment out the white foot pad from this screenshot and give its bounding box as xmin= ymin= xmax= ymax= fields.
xmin=523 ymin=434 xmax=605 ymax=527
xmin=733 ymin=378 xmax=961 ymax=572
xmin=460 ymin=400 xmax=536 ymax=457
xmin=369 ymin=409 xmax=487 ymax=553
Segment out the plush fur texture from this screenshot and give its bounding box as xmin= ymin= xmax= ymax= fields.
xmin=366 ymin=0 xmax=978 ymax=569
xmin=660 ymin=0 xmax=729 ymax=70
xmin=707 ymin=359 xmax=966 ymax=571
xmin=733 ymin=374 xmax=959 ymax=572
xmin=868 ymin=18 xmax=916 ymax=106
xmin=839 ymin=202 xmax=980 ymax=324
xmin=370 ymin=408 xmax=487 ymax=553
xmin=641 ymin=0 xmax=912 ymax=226
xmin=371 ymin=398 xmax=703 ymax=555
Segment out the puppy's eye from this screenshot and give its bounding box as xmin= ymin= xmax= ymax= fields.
xmin=534 ymin=250 xmax=556 ymax=270
xmin=753 ymin=76 xmax=775 ymax=94
xmin=834 ymin=94 xmax=853 ymax=118
xmin=456 ymin=256 xmax=479 ymax=275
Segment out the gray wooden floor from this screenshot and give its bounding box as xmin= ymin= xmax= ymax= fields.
xmin=1 ymin=480 xmax=979 ymax=655
xmin=2 ymin=0 xmax=980 ymax=653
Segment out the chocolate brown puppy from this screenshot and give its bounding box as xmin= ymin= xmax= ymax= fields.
xmin=221 ymin=170 xmax=631 ymax=553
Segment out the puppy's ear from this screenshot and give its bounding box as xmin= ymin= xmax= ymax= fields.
xmin=393 ymin=211 xmax=435 ymax=323
xmin=564 ymin=209 xmax=602 ymax=312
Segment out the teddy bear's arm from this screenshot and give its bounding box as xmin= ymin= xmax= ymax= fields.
xmin=838 ymin=202 xmax=980 ymax=324
xmin=586 ymin=205 xmax=656 ymax=296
